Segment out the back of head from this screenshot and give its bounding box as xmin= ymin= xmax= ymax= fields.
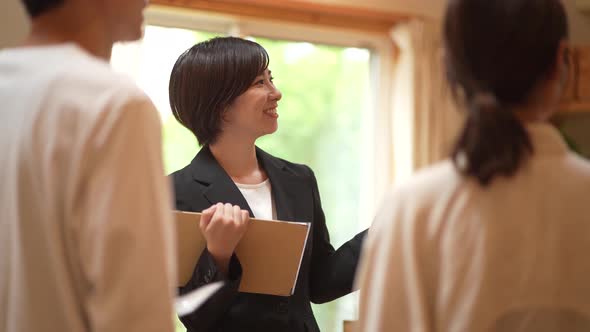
xmin=169 ymin=37 xmax=269 ymax=146
xmin=444 ymin=0 xmax=569 ymax=186
xmin=21 ymin=0 xmax=64 ymax=17
xmin=20 ymin=0 xmax=146 ymax=53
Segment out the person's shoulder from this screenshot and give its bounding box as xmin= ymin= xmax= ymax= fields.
xmin=371 ymin=161 xmax=460 ymax=241
xmin=49 ymin=49 xmax=161 ymax=148
xmin=565 ymin=153 xmax=590 ymax=176
xmin=256 ymin=148 xmax=314 ymax=178
xmin=56 ymin=50 xmax=146 ymax=104
xmin=393 ymin=160 xmax=460 ymax=200
xmin=169 ymin=162 xmax=194 ymax=189
xmin=376 ymin=161 xmax=460 ymax=222
xmin=48 ymin=49 xmax=158 ymax=131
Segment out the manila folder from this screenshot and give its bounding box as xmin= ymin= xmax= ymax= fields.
xmin=175 ymin=210 xmax=310 ymax=296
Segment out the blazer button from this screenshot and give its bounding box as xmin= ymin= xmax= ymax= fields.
xmin=277 ymin=301 xmax=289 ymax=314
xmin=203 ymin=269 xmax=213 ymax=283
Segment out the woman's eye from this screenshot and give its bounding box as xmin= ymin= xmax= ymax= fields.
xmin=256 ymin=79 xmax=265 ymax=85
xmin=270 ymin=76 xmax=275 ymax=83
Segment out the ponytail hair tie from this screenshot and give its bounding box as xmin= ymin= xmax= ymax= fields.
xmin=472 ymin=92 xmax=499 ymax=109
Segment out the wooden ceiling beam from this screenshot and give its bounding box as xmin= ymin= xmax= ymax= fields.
xmin=150 ymin=0 xmax=408 ymax=34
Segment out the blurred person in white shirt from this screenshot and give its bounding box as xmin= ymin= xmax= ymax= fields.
xmin=0 ymin=1 xmax=249 ymax=331
xmin=355 ymin=0 xmax=590 ymax=331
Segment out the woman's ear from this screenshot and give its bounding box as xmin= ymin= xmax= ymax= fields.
xmin=221 ymin=106 xmax=231 ymax=123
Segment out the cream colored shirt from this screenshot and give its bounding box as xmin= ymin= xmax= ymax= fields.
xmin=0 ymin=44 xmax=176 ymax=332
xmin=356 ymin=123 xmax=590 ymax=332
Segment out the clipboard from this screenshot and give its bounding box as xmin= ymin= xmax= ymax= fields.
xmin=175 ymin=210 xmax=310 ymax=296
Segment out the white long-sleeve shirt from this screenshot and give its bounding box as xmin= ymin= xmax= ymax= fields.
xmin=356 ymin=123 xmax=590 ymax=332
xmin=0 ymin=44 xmax=176 ymax=332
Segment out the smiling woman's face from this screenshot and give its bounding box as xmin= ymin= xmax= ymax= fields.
xmin=221 ymin=68 xmax=283 ymax=141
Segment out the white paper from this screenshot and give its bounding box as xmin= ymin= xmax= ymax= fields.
xmin=174 ymin=281 xmax=224 ymax=317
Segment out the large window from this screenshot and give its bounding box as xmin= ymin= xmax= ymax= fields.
xmin=112 ymin=8 xmax=387 ymax=331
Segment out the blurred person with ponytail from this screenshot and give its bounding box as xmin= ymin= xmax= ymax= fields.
xmin=355 ymin=0 xmax=590 ymax=331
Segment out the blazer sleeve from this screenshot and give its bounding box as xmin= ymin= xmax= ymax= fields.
xmin=305 ymin=166 xmax=368 ymax=304
xmin=174 ymin=194 xmax=243 ymax=331
xmin=178 ymin=250 xmax=242 ymax=331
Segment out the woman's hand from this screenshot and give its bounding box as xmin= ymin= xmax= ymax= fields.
xmin=200 ymin=203 xmax=250 ymax=275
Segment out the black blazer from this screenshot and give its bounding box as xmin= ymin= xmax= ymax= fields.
xmin=171 ymin=146 xmax=367 ymax=332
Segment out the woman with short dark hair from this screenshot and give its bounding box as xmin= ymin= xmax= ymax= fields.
xmin=169 ymin=37 xmax=367 ymax=332
xmin=356 ymin=0 xmax=590 ymax=331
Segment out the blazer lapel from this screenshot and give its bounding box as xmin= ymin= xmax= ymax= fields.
xmin=188 ymin=145 xmax=309 ymax=223
xmin=256 ymin=147 xmax=309 ymax=223
xmin=189 ymin=146 xmax=254 ymax=216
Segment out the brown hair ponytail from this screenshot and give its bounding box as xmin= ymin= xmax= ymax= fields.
xmin=452 ymin=94 xmax=532 ymax=186
xmin=444 ymin=0 xmax=568 ymax=186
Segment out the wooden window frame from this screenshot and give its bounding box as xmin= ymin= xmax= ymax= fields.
xmin=149 ymin=0 xmax=408 ymax=34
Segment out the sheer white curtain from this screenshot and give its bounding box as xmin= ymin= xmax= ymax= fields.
xmin=388 ymin=19 xmax=463 ymax=183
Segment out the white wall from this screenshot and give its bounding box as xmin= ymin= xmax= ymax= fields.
xmin=0 ymin=0 xmax=29 ymax=49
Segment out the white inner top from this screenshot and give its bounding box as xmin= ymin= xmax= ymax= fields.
xmin=235 ymin=179 xmax=276 ymax=220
